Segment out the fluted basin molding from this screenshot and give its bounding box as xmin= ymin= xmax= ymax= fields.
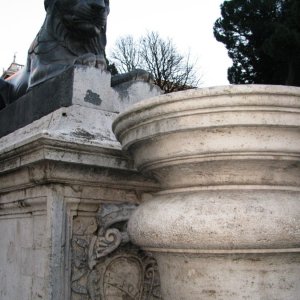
xmin=113 ymin=85 xmax=300 ymax=146
xmin=113 ymin=85 xmax=300 ymax=189
xmin=113 ymin=85 xmax=300 ymax=299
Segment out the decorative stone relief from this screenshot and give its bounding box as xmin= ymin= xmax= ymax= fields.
xmin=71 ymin=204 xmax=162 ymax=300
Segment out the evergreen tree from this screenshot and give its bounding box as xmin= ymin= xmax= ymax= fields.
xmin=214 ymin=0 xmax=300 ymax=86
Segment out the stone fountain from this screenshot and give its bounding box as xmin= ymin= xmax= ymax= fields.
xmin=113 ymin=85 xmax=300 ymax=299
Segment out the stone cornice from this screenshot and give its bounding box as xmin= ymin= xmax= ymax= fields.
xmin=113 ymin=85 xmax=300 ymax=151
xmin=0 ymin=135 xmax=133 ymax=174
xmin=0 ymin=134 xmax=159 ymax=194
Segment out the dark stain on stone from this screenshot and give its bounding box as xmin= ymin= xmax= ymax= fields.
xmin=18 ymin=200 xmax=28 ymax=208
xmin=202 ymin=289 xmax=217 ymax=296
xmin=72 ymin=128 xmax=96 ymax=140
xmin=84 ymin=90 xmax=102 ymax=106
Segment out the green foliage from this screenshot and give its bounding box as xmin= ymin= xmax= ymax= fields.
xmin=214 ymin=0 xmax=300 ymax=86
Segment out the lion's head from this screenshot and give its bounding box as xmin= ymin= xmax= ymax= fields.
xmin=45 ymin=0 xmax=110 ymax=38
xmin=4 ymin=0 xmax=111 ymax=102
xmin=23 ymin=0 xmax=111 ymax=89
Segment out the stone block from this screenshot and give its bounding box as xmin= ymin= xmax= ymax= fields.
xmin=0 ymin=65 xmax=161 ymax=299
xmin=21 ymin=247 xmax=48 ymax=278
xmin=0 ymin=66 xmax=161 ymax=138
xmin=0 ymin=218 xmax=34 ymax=300
xmin=32 ymin=276 xmax=46 ymax=300
xmin=33 ymin=215 xmax=48 ymax=249
xmin=19 ymin=218 xmax=34 ymax=248
xmin=0 ymin=68 xmax=74 ymax=138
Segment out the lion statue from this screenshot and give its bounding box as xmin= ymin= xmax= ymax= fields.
xmin=0 ymin=0 xmax=110 ymax=107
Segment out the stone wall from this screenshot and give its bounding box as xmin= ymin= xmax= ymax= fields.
xmin=0 ymin=204 xmax=47 ymax=299
xmin=0 ymin=67 xmax=162 ymax=299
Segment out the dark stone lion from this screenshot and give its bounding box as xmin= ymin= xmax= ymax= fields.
xmin=0 ymin=0 xmax=110 ymax=107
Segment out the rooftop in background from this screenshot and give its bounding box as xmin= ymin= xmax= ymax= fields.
xmin=1 ymin=55 xmax=24 ymax=79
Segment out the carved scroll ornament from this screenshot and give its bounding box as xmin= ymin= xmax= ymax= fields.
xmin=71 ymin=204 xmax=162 ymax=300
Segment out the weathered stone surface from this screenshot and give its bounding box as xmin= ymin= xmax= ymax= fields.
xmin=0 ymin=145 xmax=159 ymax=300
xmin=0 ymin=69 xmax=162 ymax=299
xmin=0 ymin=215 xmax=47 ymax=300
xmin=0 ymin=66 xmax=161 ymax=138
xmin=71 ymin=204 xmax=162 ymax=300
xmin=156 ymin=252 xmax=300 ymax=300
xmin=113 ymin=85 xmax=300 ymax=299
xmin=0 ymin=68 xmax=74 ymax=138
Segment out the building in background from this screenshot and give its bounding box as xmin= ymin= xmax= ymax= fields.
xmin=1 ymin=54 xmax=24 ymax=79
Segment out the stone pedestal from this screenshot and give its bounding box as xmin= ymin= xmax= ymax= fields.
xmin=0 ymin=66 xmax=161 ymax=137
xmin=0 ymin=67 xmax=162 ymax=299
xmin=113 ymin=85 xmax=300 ymax=299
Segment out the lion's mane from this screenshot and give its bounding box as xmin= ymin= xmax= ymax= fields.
xmin=26 ymin=0 xmax=110 ymax=89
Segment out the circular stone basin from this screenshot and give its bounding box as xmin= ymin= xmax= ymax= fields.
xmin=113 ymin=85 xmax=300 ymax=300
xmin=113 ymin=85 xmax=300 ymax=189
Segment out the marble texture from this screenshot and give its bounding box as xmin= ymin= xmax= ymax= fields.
xmin=0 ymin=68 xmax=161 ymax=300
xmin=113 ymin=85 xmax=300 ymax=299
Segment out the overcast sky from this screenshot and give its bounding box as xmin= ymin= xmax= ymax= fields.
xmin=0 ymin=0 xmax=232 ymax=87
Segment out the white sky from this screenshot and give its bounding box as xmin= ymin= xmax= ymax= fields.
xmin=0 ymin=0 xmax=232 ymax=87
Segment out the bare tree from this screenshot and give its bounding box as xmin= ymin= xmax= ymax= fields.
xmin=109 ymin=32 xmax=201 ymax=93
xmin=111 ymin=35 xmax=140 ymax=73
